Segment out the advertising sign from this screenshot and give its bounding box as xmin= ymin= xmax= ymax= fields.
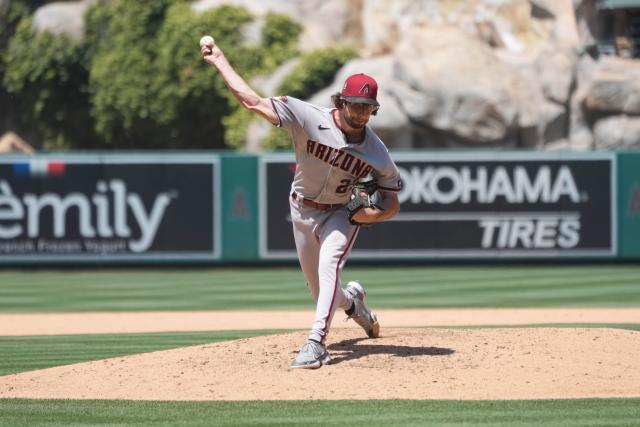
xmin=0 ymin=155 xmax=220 ymax=263
xmin=260 ymin=152 xmax=615 ymax=259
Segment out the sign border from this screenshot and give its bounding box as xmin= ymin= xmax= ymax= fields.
xmin=259 ymin=151 xmax=617 ymax=260
xmin=0 ymin=153 xmax=221 ymax=263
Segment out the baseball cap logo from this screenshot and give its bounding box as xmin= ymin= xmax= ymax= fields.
xmin=340 ymin=73 xmax=380 ymax=107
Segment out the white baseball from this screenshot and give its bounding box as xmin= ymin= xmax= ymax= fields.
xmin=199 ymin=35 xmax=215 ymax=48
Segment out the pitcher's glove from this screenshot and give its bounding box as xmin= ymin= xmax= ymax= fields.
xmin=345 ymin=180 xmax=382 ymax=225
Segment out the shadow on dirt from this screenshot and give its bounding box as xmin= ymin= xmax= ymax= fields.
xmin=327 ymin=337 xmax=454 ymax=365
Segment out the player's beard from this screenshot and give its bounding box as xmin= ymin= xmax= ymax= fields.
xmin=344 ymin=113 xmax=367 ymax=129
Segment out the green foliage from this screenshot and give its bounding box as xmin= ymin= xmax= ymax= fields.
xmin=261 ymin=126 xmax=292 ymax=151
xmin=88 ymin=0 xmax=186 ymax=148
xmin=1 ymin=0 xmax=303 ymax=150
xmin=2 ymin=18 xmax=95 ymax=149
xmin=261 ymin=47 xmax=359 ymax=151
xmin=214 ymin=11 xmax=301 ymax=149
xmin=222 ymin=107 xmax=255 ymax=150
xmin=0 ymin=1 xmax=42 ymax=144
xmin=85 ymin=1 xmax=302 ymax=149
xmin=89 ymin=0 xmax=297 ymax=148
xmin=260 ymin=12 xmax=302 ymax=72
xmin=0 ymin=1 xmax=30 ymax=66
xmin=276 ymin=47 xmax=358 ymax=99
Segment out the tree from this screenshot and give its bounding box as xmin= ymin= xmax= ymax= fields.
xmin=2 ymin=1 xmax=302 ymax=150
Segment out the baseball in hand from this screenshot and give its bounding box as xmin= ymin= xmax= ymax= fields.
xmin=200 ymin=35 xmax=215 ymax=49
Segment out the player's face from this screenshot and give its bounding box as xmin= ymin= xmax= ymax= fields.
xmin=343 ymin=102 xmax=375 ymax=129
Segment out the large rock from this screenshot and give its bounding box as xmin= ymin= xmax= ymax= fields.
xmin=536 ymin=0 xmax=581 ymax=48
xmin=363 ymin=0 xmax=475 ymax=55
xmin=361 ymin=0 xmax=576 ymax=56
xmin=192 ymin=0 xmax=360 ymax=51
xmin=539 ymin=101 xmax=569 ymax=146
xmin=574 ymin=0 xmax=599 ymax=52
xmin=594 ymin=116 xmax=640 ymax=149
xmin=567 ymin=54 xmax=598 ymax=149
xmin=32 ymin=0 xmax=97 ymax=40
xmin=583 ymin=57 xmax=640 ymax=115
xmin=534 ymin=46 xmax=577 ymax=104
xmin=252 ymin=58 xmax=301 ymax=97
xmin=393 ymin=25 xmax=524 ymax=146
xmin=498 ymin=46 xmax=575 ymax=146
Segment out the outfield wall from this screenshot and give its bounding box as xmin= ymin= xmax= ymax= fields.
xmin=618 ymin=151 xmax=640 ymax=259
xmin=0 ymin=150 xmax=637 ymax=264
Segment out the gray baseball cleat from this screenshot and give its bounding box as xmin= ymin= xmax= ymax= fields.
xmin=345 ymin=281 xmax=380 ymax=338
xmin=290 ymin=339 xmax=331 ymax=369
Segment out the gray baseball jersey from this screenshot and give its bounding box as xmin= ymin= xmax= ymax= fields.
xmin=270 ymin=95 xmax=401 ymax=346
xmin=270 ymin=96 xmax=402 ymax=202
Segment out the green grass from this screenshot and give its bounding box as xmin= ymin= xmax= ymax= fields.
xmin=1 ymin=398 xmax=639 ymax=426
xmin=1 ymin=265 xmax=639 ymax=312
xmin=1 ymin=266 xmax=639 ymax=426
xmin=0 ymin=330 xmax=284 ymax=375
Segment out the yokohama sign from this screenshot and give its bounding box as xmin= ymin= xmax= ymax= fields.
xmin=260 ymin=152 xmax=616 ymax=259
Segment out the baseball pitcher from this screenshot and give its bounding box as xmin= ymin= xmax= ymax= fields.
xmin=201 ymin=36 xmax=402 ymax=369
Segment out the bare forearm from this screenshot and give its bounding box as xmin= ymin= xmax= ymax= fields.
xmin=376 ymin=193 xmax=400 ymax=221
xmin=371 ymin=192 xmax=400 ymax=222
xmin=203 ymin=45 xmax=277 ymax=124
xmin=352 ymin=191 xmax=400 ymax=224
xmin=211 ymin=54 xmax=261 ymax=110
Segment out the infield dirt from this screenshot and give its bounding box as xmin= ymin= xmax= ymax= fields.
xmin=1 ymin=310 xmax=640 ymax=401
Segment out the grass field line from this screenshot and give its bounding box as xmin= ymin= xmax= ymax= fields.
xmin=1 ymin=307 xmax=639 ymax=336
xmin=1 ymin=399 xmax=639 ymax=427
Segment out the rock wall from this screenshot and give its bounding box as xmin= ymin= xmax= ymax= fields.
xmin=31 ymin=0 xmax=640 ymax=150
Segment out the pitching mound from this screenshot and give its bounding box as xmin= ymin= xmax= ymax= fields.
xmin=1 ymin=327 xmax=639 ymax=400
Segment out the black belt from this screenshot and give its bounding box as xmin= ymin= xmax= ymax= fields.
xmin=291 ymin=192 xmax=342 ymax=210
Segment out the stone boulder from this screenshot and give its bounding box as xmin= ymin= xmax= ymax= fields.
xmin=583 ymin=57 xmax=640 ymax=115
xmin=192 ymin=0 xmax=361 ymax=51
xmin=594 ymin=116 xmax=640 ymax=149
xmin=533 ymin=0 xmax=581 ymax=48
xmin=495 ymin=46 xmax=576 ymax=146
xmin=567 ymin=54 xmax=599 ymax=149
xmin=574 ymin=0 xmax=599 ymax=51
xmin=252 ymin=58 xmax=301 ymax=98
xmin=534 ymin=46 xmax=577 ymax=105
xmin=392 ymin=24 xmax=529 ymax=146
xmin=32 ymin=0 xmax=97 ymax=40
xmin=361 ymin=0 xmax=580 ymax=57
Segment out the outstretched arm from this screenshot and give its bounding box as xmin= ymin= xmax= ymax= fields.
xmin=201 ymin=37 xmax=278 ymax=125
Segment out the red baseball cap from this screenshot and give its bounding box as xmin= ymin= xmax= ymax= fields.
xmin=340 ymin=73 xmax=379 ymax=107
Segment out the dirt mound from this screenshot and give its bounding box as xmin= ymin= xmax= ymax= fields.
xmin=1 ymin=327 xmax=639 ymax=400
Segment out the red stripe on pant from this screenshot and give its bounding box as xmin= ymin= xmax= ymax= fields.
xmin=320 ymin=226 xmax=360 ymax=342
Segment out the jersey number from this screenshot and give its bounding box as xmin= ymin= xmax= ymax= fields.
xmin=335 ymin=179 xmax=352 ymax=194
